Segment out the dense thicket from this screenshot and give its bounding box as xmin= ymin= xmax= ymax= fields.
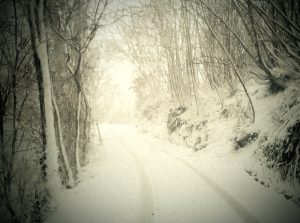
xmin=0 ymin=0 xmax=109 ymax=222
xmin=121 ymin=0 xmax=300 ymax=122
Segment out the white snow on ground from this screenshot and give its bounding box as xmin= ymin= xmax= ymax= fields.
xmin=47 ymin=124 xmax=300 ymax=223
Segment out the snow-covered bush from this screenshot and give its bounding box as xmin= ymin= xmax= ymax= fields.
xmin=234 ymin=132 xmax=259 ymax=151
xmin=260 ymin=121 xmax=300 ymax=182
xmin=258 ymin=85 xmax=300 ymax=182
xmin=167 ymin=106 xmax=209 ymax=151
xmin=167 ymin=106 xmax=187 ymax=133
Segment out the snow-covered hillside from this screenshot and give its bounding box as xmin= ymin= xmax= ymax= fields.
xmin=137 ymin=80 xmax=300 ymax=206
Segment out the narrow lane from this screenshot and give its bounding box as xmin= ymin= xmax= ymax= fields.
xmin=114 ymin=131 xmax=155 ymax=223
xmin=47 ymin=124 xmax=300 ymax=223
xmin=110 ymin=125 xmax=252 ymax=223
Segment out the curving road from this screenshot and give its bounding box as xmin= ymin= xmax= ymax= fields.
xmin=47 ymin=124 xmax=300 ymax=223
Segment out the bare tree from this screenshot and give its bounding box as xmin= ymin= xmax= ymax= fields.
xmin=26 ymin=0 xmax=61 ymax=189
xmin=49 ymin=0 xmax=109 ymax=176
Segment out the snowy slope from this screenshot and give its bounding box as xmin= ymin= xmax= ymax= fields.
xmin=139 ymin=80 xmax=300 ymax=201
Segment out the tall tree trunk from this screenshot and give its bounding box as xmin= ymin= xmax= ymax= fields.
xmin=72 ymin=53 xmax=83 ymax=177
xmin=27 ymin=0 xmax=60 ymax=189
xmin=75 ymin=90 xmax=82 ymax=176
xmin=182 ymin=0 xmax=199 ymax=112
xmin=52 ymin=90 xmax=75 ymax=187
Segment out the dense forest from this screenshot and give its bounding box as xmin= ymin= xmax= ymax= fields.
xmin=0 ymin=0 xmax=114 ymax=221
xmin=0 ymin=0 xmax=300 ymax=222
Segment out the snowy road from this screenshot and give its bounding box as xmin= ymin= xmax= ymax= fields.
xmin=48 ymin=124 xmax=300 ymax=223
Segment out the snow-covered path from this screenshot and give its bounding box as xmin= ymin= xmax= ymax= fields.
xmin=47 ymin=124 xmax=300 ymax=223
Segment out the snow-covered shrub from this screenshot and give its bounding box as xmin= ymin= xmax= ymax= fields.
xmin=218 ymin=101 xmax=250 ymax=126
xmin=234 ymin=132 xmax=259 ymax=151
xmin=220 ymin=107 xmax=230 ymax=118
xmin=167 ymin=117 xmax=186 ymax=134
xmin=260 ymin=121 xmax=300 ymax=182
xmin=193 ymin=136 xmax=206 ymax=151
xmin=268 ymin=67 xmax=299 ymax=94
xmin=168 ymin=111 xmax=208 ymax=152
xmin=259 ymin=85 xmax=300 ymax=182
xmin=185 ymin=121 xmax=208 ymax=151
xmin=167 ymin=106 xmax=187 ymax=133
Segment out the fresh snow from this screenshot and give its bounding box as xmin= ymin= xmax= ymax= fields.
xmin=47 ymin=124 xmax=300 ymax=223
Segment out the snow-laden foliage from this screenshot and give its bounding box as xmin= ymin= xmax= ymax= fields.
xmin=258 ymin=84 xmax=300 ymax=182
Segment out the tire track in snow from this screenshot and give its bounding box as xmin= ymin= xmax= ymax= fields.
xmin=125 ymin=146 xmax=156 ymax=223
xmin=108 ymin=129 xmax=156 ymax=223
xmin=140 ymin=135 xmax=261 ymax=223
